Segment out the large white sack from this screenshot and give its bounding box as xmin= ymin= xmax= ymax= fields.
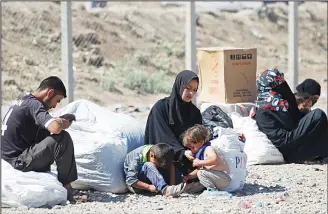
xmin=200 ymin=102 xmax=255 ymax=117
xmin=230 ymin=112 xmax=285 ymax=165
xmin=211 ymin=127 xmax=247 ymax=192
xmin=51 ymin=100 xmax=145 ymax=193
xmin=1 ymin=160 xmax=67 ymax=208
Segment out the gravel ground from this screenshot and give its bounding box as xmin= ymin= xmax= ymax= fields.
xmin=3 ymin=164 xmax=327 ymax=214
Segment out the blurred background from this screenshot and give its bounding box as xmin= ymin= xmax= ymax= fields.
xmin=2 ymin=1 xmax=327 ymax=118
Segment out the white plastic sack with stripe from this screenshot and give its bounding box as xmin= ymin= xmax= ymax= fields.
xmin=1 ymin=159 xmax=67 ymax=208
xmin=230 ymin=112 xmax=285 ymax=165
xmin=51 ymin=100 xmax=145 ymax=193
xmin=211 ymin=127 xmax=247 ymax=192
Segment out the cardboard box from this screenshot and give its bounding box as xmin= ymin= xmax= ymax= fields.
xmin=197 ymin=47 xmax=257 ymax=104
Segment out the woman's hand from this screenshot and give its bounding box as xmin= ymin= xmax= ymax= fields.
xmin=184 ymin=150 xmax=195 ymax=161
xmin=278 ymin=74 xmax=285 ymax=84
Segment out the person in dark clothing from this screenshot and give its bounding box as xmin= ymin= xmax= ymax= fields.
xmin=252 ymin=68 xmax=328 ymax=163
xmin=1 ymin=76 xmax=78 ymax=202
xmin=144 ymin=70 xmax=203 ymax=179
xmin=296 ymin=78 xmax=321 ymax=107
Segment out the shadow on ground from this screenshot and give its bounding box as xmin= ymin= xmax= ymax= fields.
xmin=233 ymin=183 xmax=287 ymax=197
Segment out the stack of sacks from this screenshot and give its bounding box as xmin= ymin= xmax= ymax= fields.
xmin=200 ymin=103 xmax=285 ymax=165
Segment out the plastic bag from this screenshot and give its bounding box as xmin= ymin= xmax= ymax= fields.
xmin=202 ymin=105 xmax=233 ymax=140
xmin=230 ymin=112 xmax=284 ymax=165
xmin=51 ymin=100 xmax=145 ymax=193
xmin=200 ymin=102 xmax=255 ymax=117
xmin=211 ymin=127 xmax=247 ymax=192
xmin=1 ymin=160 xmax=67 ymax=208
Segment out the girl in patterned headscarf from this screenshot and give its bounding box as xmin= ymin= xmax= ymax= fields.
xmin=255 ymin=68 xmax=289 ymax=112
xmin=253 ymin=68 xmax=328 ymax=164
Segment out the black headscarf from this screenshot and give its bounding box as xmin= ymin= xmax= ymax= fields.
xmin=296 ymin=79 xmax=321 ymax=96
xmin=144 ymin=70 xmax=202 ymax=176
xmin=169 ymin=70 xmax=199 ymax=125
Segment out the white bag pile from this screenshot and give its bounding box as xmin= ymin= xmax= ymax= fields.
xmin=230 ymin=112 xmax=285 ymax=165
xmin=1 ymin=160 xmax=67 ymax=208
xmin=51 ymin=100 xmax=145 ymax=193
xmin=201 ymin=102 xmax=285 ymax=165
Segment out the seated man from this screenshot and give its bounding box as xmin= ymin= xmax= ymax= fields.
xmin=1 ymin=76 xmax=78 ymax=202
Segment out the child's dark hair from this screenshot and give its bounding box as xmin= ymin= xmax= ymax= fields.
xmin=150 ymin=143 xmax=174 ymax=168
xmin=182 ymin=124 xmax=210 ymax=147
xmin=295 ymin=92 xmax=312 ymax=105
xmin=37 ymin=76 xmax=67 ymax=98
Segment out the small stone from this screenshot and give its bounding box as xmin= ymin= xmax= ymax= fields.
xmin=24 ymin=58 xmax=37 ymax=66
xmin=32 ymin=39 xmax=38 ymax=45
xmin=156 ymin=207 xmax=164 ymax=210
xmin=283 ymin=191 xmax=289 ymax=196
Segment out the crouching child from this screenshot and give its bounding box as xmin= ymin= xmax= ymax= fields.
xmin=124 ymin=143 xmax=186 ymax=196
xmin=182 ymin=125 xmax=231 ymax=191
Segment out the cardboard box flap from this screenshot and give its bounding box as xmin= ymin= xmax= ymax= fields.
xmin=197 ymin=47 xmax=256 ymax=51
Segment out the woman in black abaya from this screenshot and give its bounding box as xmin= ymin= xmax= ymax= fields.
xmin=144 ymin=70 xmax=202 ymax=178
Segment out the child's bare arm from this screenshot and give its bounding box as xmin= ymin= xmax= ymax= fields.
xmin=169 ymin=163 xmax=175 ymax=185
xmin=187 ymin=169 xmax=199 ymax=178
xmin=183 ymin=169 xmax=199 ymax=182
xmin=193 ymin=146 xmax=217 ymax=167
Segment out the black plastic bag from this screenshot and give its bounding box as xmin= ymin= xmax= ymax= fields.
xmin=202 ymin=105 xmax=233 ymax=140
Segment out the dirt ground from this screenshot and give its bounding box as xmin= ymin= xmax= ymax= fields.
xmin=3 ymin=164 xmax=327 ymax=214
